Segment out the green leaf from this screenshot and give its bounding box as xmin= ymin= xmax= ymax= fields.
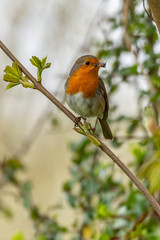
xmin=30 ymin=56 xmax=42 ymax=69
xmin=63 ymin=181 xmax=72 ymax=191
xmin=34 ymin=237 xmax=46 ymax=240
xmin=67 ymin=193 xmax=76 ymax=207
xmin=139 ymin=154 xmax=160 ymax=193
xmin=41 ymin=56 xmax=47 ymax=67
xmin=81 ymin=178 xmax=100 ymax=196
xmin=132 ymin=145 xmax=147 ymax=165
xmin=126 ymin=190 xmax=148 ymax=215
xmin=97 ymin=204 xmax=111 ymax=218
xmin=3 ymin=62 xmax=34 ymax=89
xmin=111 ymin=139 xmax=123 ymax=148
xmin=7 ymin=158 xmax=23 ymax=170
xmin=30 ymin=56 xmax=51 ymax=82
xmin=30 ymin=206 xmax=40 ymax=220
xmin=22 ymin=181 xmax=32 ymax=193
xmin=3 ymin=62 xmax=22 ymax=83
xmin=127 ymin=119 xmax=138 ymax=134
xmin=118 ymin=65 xmax=138 ymax=77
xmin=150 ymin=92 xmax=160 ymax=102
xmin=99 ymin=230 xmax=110 ymax=240
xmin=41 ymin=56 xmax=51 ymax=70
xmin=23 ymin=195 xmax=31 ymax=209
xmin=151 ymin=76 xmax=160 ymax=88
xmin=5 ymin=82 xmax=20 ymax=90
xmin=43 ymin=62 xmax=51 ymax=69
xmin=110 ymin=84 xmax=118 ymax=94
xmin=1 ymin=206 xmax=13 ymax=218
xmin=12 ymin=231 xmax=25 ymax=240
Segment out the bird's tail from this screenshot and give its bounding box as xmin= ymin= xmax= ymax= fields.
xmin=98 ymin=118 xmax=113 ymax=140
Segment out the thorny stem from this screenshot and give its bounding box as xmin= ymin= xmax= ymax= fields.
xmin=1 ymin=40 xmax=160 ymax=216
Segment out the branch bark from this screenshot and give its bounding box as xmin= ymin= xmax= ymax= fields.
xmin=147 ymin=0 xmax=160 ymax=34
xmin=1 ymin=40 xmax=160 ymax=217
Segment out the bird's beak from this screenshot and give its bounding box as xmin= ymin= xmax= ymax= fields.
xmin=96 ymin=61 xmax=106 ymax=68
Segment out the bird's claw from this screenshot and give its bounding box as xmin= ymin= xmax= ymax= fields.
xmin=74 ymin=116 xmax=86 ymax=127
xmin=87 ymin=118 xmax=98 ymax=134
xmin=74 ymin=116 xmax=97 ymax=135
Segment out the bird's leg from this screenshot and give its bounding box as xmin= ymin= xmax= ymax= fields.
xmin=83 ymin=119 xmax=92 ymax=130
xmin=85 ymin=118 xmax=98 ymax=134
xmin=89 ymin=117 xmax=98 ymax=133
xmin=74 ymin=116 xmax=96 ymax=135
xmin=74 ymin=116 xmax=86 ymax=126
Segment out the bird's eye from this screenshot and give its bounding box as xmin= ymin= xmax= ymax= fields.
xmin=85 ymin=61 xmax=90 ymax=65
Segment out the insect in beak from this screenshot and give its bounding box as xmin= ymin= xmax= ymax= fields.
xmin=95 ymin=61 xmax=106 ymax=68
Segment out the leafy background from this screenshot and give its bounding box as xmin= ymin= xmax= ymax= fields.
xmin=1 ymin=0 xmax=160 ymax=239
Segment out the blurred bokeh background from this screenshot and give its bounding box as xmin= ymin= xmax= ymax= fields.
xmin=1 ymin=0 xmax=160 ymax=239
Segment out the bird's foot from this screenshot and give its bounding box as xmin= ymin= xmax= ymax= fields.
xmin=84 ymin=121 xmax=93 ymax=132
xmin=88 ymin=118 xmax=98 ymax=134
xmin=74 ymin=116 xmax=97 ymax=135
xmin=88 ymin=126 xmax=95 ymax=133
xmin=74 ymin=116 xmax=86 ymax=127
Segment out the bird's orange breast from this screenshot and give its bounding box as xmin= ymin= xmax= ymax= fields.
xmin=66 ymin=68 xmax=99 ymax=98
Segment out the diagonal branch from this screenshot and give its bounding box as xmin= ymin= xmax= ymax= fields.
xmin=0 ymin=40 xmax=160 ymax=216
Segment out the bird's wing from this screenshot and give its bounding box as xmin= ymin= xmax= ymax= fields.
xmin=98 ymin=77 xmax=109 ymax=120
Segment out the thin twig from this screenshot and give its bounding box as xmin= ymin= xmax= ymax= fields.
xmin=132 ymin=212 xmax=147 ymax=231
xmin=123 ymin=0 xmax=132 ymax=52
xmin=1 ymin=40 xmax=160 ymax=216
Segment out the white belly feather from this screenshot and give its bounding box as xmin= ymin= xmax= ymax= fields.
xmin=65 ymin=91 xmax=105 ymax=118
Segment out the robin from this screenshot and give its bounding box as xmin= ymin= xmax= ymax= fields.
xmin=65 ymin=55 xmax=113 ymax=140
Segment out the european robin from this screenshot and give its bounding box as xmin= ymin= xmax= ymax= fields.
xmin=65 ymin=55 xmax=113 ymax=140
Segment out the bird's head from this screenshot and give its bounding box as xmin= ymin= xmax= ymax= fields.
xmin=69 ymin=55 xmax=106 ymax=76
